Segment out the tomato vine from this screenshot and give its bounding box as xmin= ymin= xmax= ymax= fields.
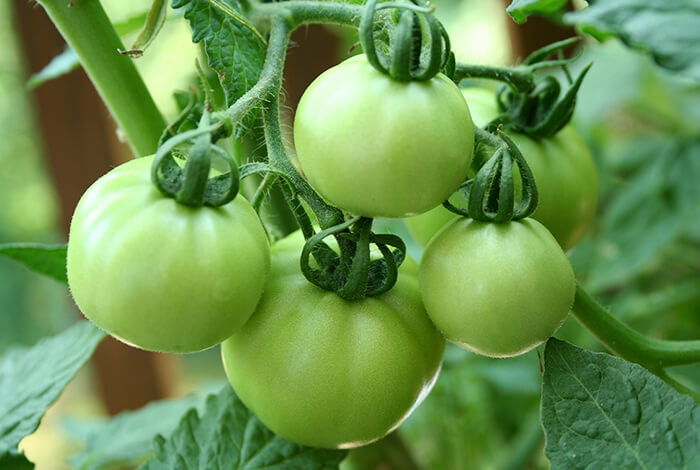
xmin=38 ymin=0 xmax=700 ymax=382
xmin=21 ymin=0 xmax=700 ymax=465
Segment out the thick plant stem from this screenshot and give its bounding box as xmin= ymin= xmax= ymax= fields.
xmin=37 ymin=0 xmax=166 ymax=156
xmin=571 ymin=282 xmax=700 ymax=370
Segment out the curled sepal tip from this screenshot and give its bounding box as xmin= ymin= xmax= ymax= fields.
xmin=360 ymin=0 xmax=446 ymax=81
xmin=151 ymin=122 xmax=240 ymax=208
xmin=300 ymin=217 xmax=406 ymax=301
xmin=444 ymin=131 xmax=538 ymax=222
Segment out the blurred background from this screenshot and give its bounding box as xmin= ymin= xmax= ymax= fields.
xmin=2 ymin=0 xmax=699 ymax=469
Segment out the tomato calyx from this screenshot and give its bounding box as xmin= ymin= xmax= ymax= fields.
xmin=359 ymin=0 xmax=450 ymax=82
xmin=300 ymin=216 xmax=406 ymax=301
xmin=151 ymin=110 xmax=240 ymax=207
xmin=444 ymin=131 xmax=538 ymax=222
xmin=492 ymin=38 xmax=593 ymax=138
xmin=453 ymin=38 xmax=592 ymax=138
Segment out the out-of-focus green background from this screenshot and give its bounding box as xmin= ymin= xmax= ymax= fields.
xmin=1 ymin=0 xmax=699 ymax=469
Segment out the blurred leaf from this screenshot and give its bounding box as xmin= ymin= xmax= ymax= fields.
xmin=70 ymin=394 xmax=207 ymax=470
xmin=26 ymin=12 xmax=150 ymax=89
xmin=0 ymin=453 xmax=34 ymax=470
xmin=121 ymin=0 xmax=168 ymax=58
xmin=471 ymin=355 xmax=541 ymax=396
xmin=0 ymin=322 xmax=105 ymax=457
xmin=26 ymin=46 xmax=79 ymax=90
xmin=542 ymin=338 xmax=700 ymax=469
xmin=565 ymin=0 xmax=700 ymax=82
xmin=0 ymin=243 xmax=67 ymax=284
xmin=172 ymin=0 xmax=266 ymax=137
xmin=399 ymin=345 xmax=542 ymax=470
xmin=140 ymin=386 xmax=347 ymax=469
xmin=586 ymin=138 xmax=700 ymax=292
xmin=506 ymin=0 xmax=568 ymax=24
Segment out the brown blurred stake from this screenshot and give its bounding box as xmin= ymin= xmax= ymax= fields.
xmin=12 ymin=0 xmax=173 ymax=414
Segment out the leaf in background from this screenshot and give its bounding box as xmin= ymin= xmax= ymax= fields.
xmin=0 ymin=453 xmax=34 ymax=470
xmin=172 ymin=0 xmax=266 ymax=137
xmin=564 ymin=0 xmax=700 ymax=82
xmin=120 ymin=0 xmax=168 ymax=58
xmin=26 ymin=46 xmax=79 ymax=90
xmin=70 ymin=394 xmax=207 ymax=470
xmin=140 ymin=386 xmax=347 ymax=469
xmin=585 ymin=137 xmax=700 ymax=292
xmin=0 ymin=321 xmax=105 ymax=457
xmin=0 ymin=243 xmax=67 ymax=284
xmin=506 ymin=0 xmax=569 ymax=24
xmin=541 ymin=338 xmax=700 ymax=469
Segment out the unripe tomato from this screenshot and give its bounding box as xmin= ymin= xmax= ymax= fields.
xmin=294 ymin=54 xmax=474 ymax=218
xmin=419 ymin=217 xmax=575 ymax=357
xmin=221 ymin=231 xmax=445 ymax=448
xmin=406 ymin=88 xmax=598 ymax=251
xmin=67 ymin=156 xmax=270 ymax=353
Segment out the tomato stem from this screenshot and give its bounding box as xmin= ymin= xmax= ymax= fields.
xmin=454 ymin=64 xmax=535 ymax=92
xmin=250 ymin=1 xmax=363 ymax=29
xmin=572 ymin=281 xmax=700 ymax=377
xmin=36 ymin=0 xmax=166 ymax=157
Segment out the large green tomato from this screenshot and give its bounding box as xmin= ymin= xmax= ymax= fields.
xmin=221 ymin=231 xmax=445 ymax=449
xmin=67 ymin=156 xmax=271 ymax=353
xmin=294 ymin=54 xmax=474 ymax=218
xmin=406 ymin=88 xmax=598 ymax=251
xmin=419 ymin=217 xmax=575 ymax=357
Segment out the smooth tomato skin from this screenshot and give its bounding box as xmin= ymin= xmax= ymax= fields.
xmin=221 ymin=231 xmax=444 ymax=449
xmin=294 ymin=54 xmax=474 ymax=218
xmin=419 ymin=217 xmax=575 ymax=358
xmin=406 ymin=88 xmax=598 ymax=251
xmin=67 ymin=156 xmax=271 ymax=353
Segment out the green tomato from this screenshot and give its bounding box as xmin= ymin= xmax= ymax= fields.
xmin=294 ymin=54 xmax=474 ymax=218
xmin=67 ymin=156 xmax=271 ymax=353
xmin=221 ymin=231 xmax=445 ymax=449
xmin=419 ymin=217 xmax=575 ymax=357
xmin=406 ymin=88 xmax=598 ymax=251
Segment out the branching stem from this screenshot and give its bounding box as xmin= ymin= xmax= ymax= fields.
xmin=454 ymin=63 xmax=535 ymax=92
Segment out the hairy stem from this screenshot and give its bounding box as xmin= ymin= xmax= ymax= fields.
xmin=454 ymin=63 xmax=535 ymax=92
xmin=255 ymin=16 xmax=344 ymax=229
xmin=572 ymin=282 xmax=700 ymax=370
xmin=36 ymin=0 xmax=166 ymax=156
xmin=250 ymin=1 xmax=363 ymax=29
xmin=251 ymin=173 xmax=277 ymax=212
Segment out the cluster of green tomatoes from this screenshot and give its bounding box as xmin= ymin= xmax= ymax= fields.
xmin=66 ymin=54 xmax=598 ymax=450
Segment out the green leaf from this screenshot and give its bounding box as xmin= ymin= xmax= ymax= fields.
xmin=70 ymin=394 xmax=207 ymax=470
xmin=0 ymin=243 xmax=67 ymax=284
xmin=541 ymin=338 xmax=700 ymax=469
xmin=172 ymin=0 xmax=266 ymax=137
xmin=586 ymin=137 xmax=700 ymax=291
xmin=0 ymin=453 xmax=34 ymax=470
xmin=564 ymin=0 xmax=700 ymax=82
xmin=0 ymin=322 xmax=105 ymax=457
xmin=506 ymin=0 xmax=569 ymax=24
xmin=140 ymin=386 xmax=347 ymax=469
xmin=26 ymin=46 xmax=80 ymax=90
